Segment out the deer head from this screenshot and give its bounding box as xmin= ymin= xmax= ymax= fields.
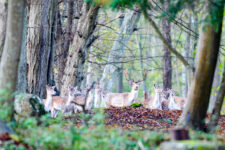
xmin=168 ymin=89 xmax=176 ymax=97
xmin=153 ymin=84 xmax=163 ymax=93
xmin=124 ymin=69 xmax=147 ymax=91
xmin=46 ymin=85 xmax=56 ymax=95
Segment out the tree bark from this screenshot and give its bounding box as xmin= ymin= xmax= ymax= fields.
xmin=61 ymin=3 xmax=99 ymax=96
xmin=208 ymin=60 xmax=221 ymax=113
xmin=27 ymin=0 xmax=57 ymax=98
xmin=17 ymin=8 xmax=28 ymax=92
xmin=100 ymin=10 xmax=140 ymax=91
xmin=177 ymin=2 xmax=224 ymax=130
xmin=0 ymin=0 xmax=25 ymax=120
xmin=0 ymin=0 xmax=8 ymax=62
xmin=162 ymin=0 xmax=172 ymax=90
xmin=208 ymin=60 xmax=225 ymax=133
xmin=55 ymin=0 xmax=75 ymax=91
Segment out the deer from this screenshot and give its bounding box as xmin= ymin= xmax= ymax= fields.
xmin=42 ymin=85 xmax=56 ymax=112
xmin=93 ymin=83 xmax=108 ymax=108
xmin=105 ymin=69 xmax=147 ymax=107
xmin=70 ymin=81 xmax=96 ymax=112
xmin=144 ymin=84 xmax=163 ymax=110
xmin=167 ymin=89 xmax=186 ymax=110
xmin=50 ymin=86 xmax=78 ymax=118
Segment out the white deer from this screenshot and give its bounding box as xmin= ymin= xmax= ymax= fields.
xmin=105 ymin=69 xmax=147 ymax=107
xmin=167 ymin=89 xmax=186 ymax=110
xmin=144 ymin=84 xmax=163 ymax=110
xmin=42 ymin=85 xmax=56 ymax=112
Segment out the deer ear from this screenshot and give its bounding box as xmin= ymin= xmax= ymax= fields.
xmin=67 ymin=86 xmax=72 ymax=90
xmin=129 ymin=80 xmax=133 ymax=85
xmin=153 ymin=84 xmax=156 ymax=88
xmin=46 ymin=85 xmax=50 ymax=89
xmin=137 ymin=81 xmax=143 ymax=85
xmin=74 ymin=86 xmax=78 ymax=91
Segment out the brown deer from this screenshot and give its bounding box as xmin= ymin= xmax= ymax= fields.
xmin=50 ymin=86 xmax=77 ymax=118
xmin=70 ymin=81 xmax=96 ymax=112
xmin=105 ymin=69 xmax=147 ymax=107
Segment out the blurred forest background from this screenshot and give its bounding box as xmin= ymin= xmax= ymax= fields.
xmin=0 ymin=0 xmax=224 ymax=149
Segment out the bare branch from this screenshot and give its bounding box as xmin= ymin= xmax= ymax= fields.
xmin=141 ymin=7 xmax=195 ymax=72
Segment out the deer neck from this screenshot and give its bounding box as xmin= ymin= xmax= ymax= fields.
xmin=153 ymin=92 xmax=161 ymax=109
xmin=168 ymin=94 xmax=176 ymax=109
xmin=129 ymin=88 xmax=138 ymax=102
xmin=46 ymin=92 xmax=53 ymax=109
xmin=66 ymin=94 xmax=74 ymax=106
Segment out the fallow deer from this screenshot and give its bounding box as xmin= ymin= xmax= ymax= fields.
xmin=144 ymin=84 xmax=163 ymax=110
xmin=42 ymin=85 xmax=56 ymax=112
xmin=71 ymin=81 xmax=96 ymax=112
xmin=167 ymin=89 xmax=186 ymax=110
xmin=50 ymin=86 xmax=77 ymax=118
xmin=105 ymin=69 xmax=147 ymax=107
xmin=93 ymin=83 xmax=108 ymax=108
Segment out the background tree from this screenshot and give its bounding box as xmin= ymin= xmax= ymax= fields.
xmin=162 ymin=0 xmax=172 ymax=90
xmin=61 ymin=3 xmax=99 ymax=96
xmin=0 ymin=0 xmax=8 ymax=62
xmin=100 ymin=9 xmax=140 ymax=91
xmin=178 ymin=1 xmax=224 ymax=129
xmin=0 ymin=0 xmax=25 ymax=120
xmin=27 ymin=0 xmax=57 ymax=98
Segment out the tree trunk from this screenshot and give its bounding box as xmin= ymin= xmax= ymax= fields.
xmin=55 ymin=0 xmax=75 ymax=91
xmin=0 ymin=0 xmax=8 ymax=62
xmin=17 ymin=8 xmax=28 ymax=92
xmin=182 ymin=14 xmax=191 ymax=97
xmin=208 ymin=60 xmax=225 ymax=133
xmin=208 ymin=60 xmax=221 ymax=113
xmin=27 ymin=0 xmax=57 ymax=98
xmin=136 ymin=34 xmax=148 ymax=98
xmin=61 ymin=3 xmax=99 ymax=96
xmin=117 ymin=66 xmax=124 ymax=93
xmin=177 ymin=2 xmax=224 ymax=130
xmin=162 ymin=0 xmax=172 ymax=90
xmin=100 ymin=10 xmax=140 ymax=91
xmin=0 ymin=0 xmax=25 ymax=120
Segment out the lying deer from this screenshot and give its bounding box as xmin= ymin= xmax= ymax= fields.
xmin=161 ymin=89 xmax=186 ymax=110
xmin=105 ymin=69 xmax=147 ymax=107
xmin=43 ymin=85 xmax=56 ymax=112
xmin=144 ymin=84 xmax=163 ymax=110
xmin=168 ymin=89 xmax=186 ymax=110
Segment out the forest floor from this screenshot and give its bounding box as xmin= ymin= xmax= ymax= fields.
xmin=72 ymin=106 xmax=225 ymax=135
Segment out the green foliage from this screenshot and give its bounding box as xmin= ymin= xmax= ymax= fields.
xmin=130 ymin=102 xmax=142 ymax=108
xmin=0 ymin=108 xmax=223 ymax=149
xmin=0 ymin=85 xmax=13 ymax=122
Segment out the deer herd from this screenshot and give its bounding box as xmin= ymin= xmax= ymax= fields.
xmin=42 ymin=70 xmax=186 ymax=118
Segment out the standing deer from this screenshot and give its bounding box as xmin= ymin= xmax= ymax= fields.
xmin=50 ymin=86 xmax=77 ymax=118
xmin=105 ymin=69 xmax=147 ymax=107
xmin=94 ymin=83 xmax=108 ymax=108
xmin=144 ymin=84 xmax=163 ymax=110
xmin=42 ymin=85 xmax=56 ymax=112
xmin=71 ymin=81 xmax=96 ymax=112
